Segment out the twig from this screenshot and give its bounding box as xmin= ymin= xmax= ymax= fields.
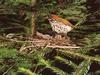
xmin=12 ymin=40 xmax=47 ymax=43
xmin=47 ymin=45 xmax=80 ymax=49
xmin=74 ymin=14 xmax=91 ymax=28
xmin=19 ymin=43 xmax=27 ymax=52
xmin=0 ymin=65 xmax=5 ymax=71
xmin=33 ymin=65 xmax=39 ymax=73
xmin=20 ymin=45 xmax=80 ymax=51
xmin=58 ymin=49 xmax=100 ymax=62
xmin=2 ymin=64 xmax=15 ymax=75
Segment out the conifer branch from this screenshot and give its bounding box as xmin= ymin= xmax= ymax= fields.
xmin=58 ymin=49 xmax=100 ymax=62
xmin=55 ymin=56 xmax=78 ymax=68
xmin=73 ymin=60 xmax=91 ymax=75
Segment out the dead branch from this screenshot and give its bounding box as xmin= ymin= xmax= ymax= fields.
xmin=19 ymin=45 xmax=80 ymax=52
xmin=47 ymin=45 xmax=80 ymax=49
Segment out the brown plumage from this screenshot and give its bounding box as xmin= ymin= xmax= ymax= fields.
xmin=48 ymin=14 xmax=74 ymax=34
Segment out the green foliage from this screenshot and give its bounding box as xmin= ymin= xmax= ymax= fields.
xmin=38 ymin=57 xmax=67 ymax=75
xmin=0 ymin=48 xmax=34 ymax=74
xmin=78 ymin=33 xmax=100 ymax=54
xmin=0 ymin=0 xmax=100 ymax=75
xmin=59 ymin=0 xmax=87 ymax=20
xmin=73 ymin=60 xmax=91 ymax=75
xmin=0 ymin=48 xmax=17 ymax=59
xmin=55 ymin=56 xmax=77 ymax=68
xmin=18 ymin=67 xmax=38 ymax=75
xmin=85 ymin=33 xmax=100 ymax=47
xmin=0 ymin=0 xmax=31 ymax=34
xmin=7 ymin=0 xmax=31 ymax=5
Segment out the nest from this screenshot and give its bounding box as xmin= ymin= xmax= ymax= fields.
xmin=4 ymin=32 xmax=80 ymax=52
xmin=30 ymin=32 xmax=77 ymax=47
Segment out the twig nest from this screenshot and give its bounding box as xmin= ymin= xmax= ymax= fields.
xmin=36 ymin=32 xmax=52 ymax=40
xmin=35 ymin=32 xmax=76 ymax=46
xmin=50 ymin=35 xmax=73 ymax=46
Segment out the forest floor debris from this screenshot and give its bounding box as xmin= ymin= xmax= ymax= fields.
xmin=0 ymin=32 xmax=80 ymax=50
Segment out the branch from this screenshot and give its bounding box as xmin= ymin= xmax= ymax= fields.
xmin=47 ymin=45 xmax=80 ymax=49
xmin=58 ymin=49 xmax=100 ymax=62
xmin=19 ymin=45 xmax=80 ymax=52
xmin=3 ymin=64 xmax=15 ymax=75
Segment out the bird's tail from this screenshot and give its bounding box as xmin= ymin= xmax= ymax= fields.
xmin=73 ymin=14 xmax=91 ymax=29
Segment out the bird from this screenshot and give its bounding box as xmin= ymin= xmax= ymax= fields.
xmin=48 ymin=14 xmax=74 ymax=39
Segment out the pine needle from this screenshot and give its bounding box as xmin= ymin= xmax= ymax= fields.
xmin=57 ymin=49 xmax=100 ymax=62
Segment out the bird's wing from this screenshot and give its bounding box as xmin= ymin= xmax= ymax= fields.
xmin=51 ymin=14 xmax=74 ymax=28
